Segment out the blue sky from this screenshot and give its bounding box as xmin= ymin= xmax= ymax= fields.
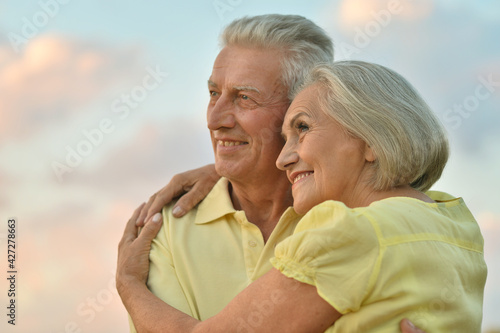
xmin=0 ymin=0 xmax=499 ymax=331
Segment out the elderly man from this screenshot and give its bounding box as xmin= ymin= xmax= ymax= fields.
xmin=117 ymin=14 xmax=425 ymax=333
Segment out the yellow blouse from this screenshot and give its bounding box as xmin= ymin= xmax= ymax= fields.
xmin=271 ymin=191 xmax=487 ymax=332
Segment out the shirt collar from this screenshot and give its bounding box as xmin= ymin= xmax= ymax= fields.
xmin=426 ymin=190 xmax=461 ymax=203
xmin=195 ymin=178 xmax=237 ymax=224
xmin=194 ymin=177 xmax=301 ymax=225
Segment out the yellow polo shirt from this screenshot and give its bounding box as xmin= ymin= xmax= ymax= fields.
xmin=129 ymin=178 xmax=301 ymax=331
xmin=271 ymin=191 xmax=487 ymax=332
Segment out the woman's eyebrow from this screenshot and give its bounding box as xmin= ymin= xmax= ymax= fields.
xmin=288 ymin=111 xmax=309 ymax=128
xmin=281 ymin=112 xmax=310 ymax=139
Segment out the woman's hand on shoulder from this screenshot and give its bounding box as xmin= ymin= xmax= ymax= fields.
xmin=136 ymin=164 xmax=220 ymax=226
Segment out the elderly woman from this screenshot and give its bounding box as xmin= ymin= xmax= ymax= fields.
xmin=117 ymin=61 xmax=487 ymax=332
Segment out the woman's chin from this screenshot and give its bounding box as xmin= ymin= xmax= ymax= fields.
xmin=293 ymin=195 xmax=331 ymax=215
xmin=293 ymin=201 xmax=314 ymax=216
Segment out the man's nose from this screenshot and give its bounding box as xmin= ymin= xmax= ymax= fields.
xmin=207 ymin=94 xmax=236 ymax=130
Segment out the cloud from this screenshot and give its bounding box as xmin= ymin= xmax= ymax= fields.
xmin=55 ymin=118 xmax=214 ymax=199
xmin=0 ymin=167 xmax=16 ymax=207
xmin=478 ymin=211 xmax=500 ymax=259
xmin=15 ymin=201 xmax=132 ymax=332
xmin=7 ymin=115 xmax=213 ymax=330
xmin=334 ymin=0 xmax=434 ymax=31
xmin=438 ymin=0 xmax=500 ymax=21
xmin=322 ymin=0 xmax=500 ymax=154
xmin=0 ymin=34 xmax=144 ymax=141
xmin=477 ymin=211 xmax=500 ymax=330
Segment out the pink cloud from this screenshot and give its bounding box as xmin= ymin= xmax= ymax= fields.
xmin=0 ymin=34 xmax=144 ymax=141
xmin=334 ymin=0 xmax=434 ymax=31
xmin=52 ymin=119 xmax=213 ymax=198
xmin=14 ymin=201 xmax=135 ymax=332
xmin=478 ymin=211 xmax=500 ymax=261
xmin=477 ymin=211 xmax=500 ymax=330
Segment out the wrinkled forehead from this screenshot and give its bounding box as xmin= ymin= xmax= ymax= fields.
xmin=210 ymin=46 xmax=286 ymax=90
xmin=285 ymin=84 xmax=323 ymax=118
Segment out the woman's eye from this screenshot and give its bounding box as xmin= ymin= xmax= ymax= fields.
xmin=297 ymin=122 xmax=309 ymax=132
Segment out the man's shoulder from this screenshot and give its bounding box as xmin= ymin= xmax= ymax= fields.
xmin=161 ymin=177 xmax=236 ymax=227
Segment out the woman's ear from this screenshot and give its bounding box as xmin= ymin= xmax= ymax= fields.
xmin=364 ymin=143 xmax=375 ymax=162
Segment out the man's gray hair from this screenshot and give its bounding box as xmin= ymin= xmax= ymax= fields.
xmin=220 ymin=14 xmax=334 ymax=100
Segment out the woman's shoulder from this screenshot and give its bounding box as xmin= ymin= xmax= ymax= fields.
xmin=297 ymin=191 xmax=475 ymax=236
xmin=294 ymin=200 xmax=372 ymax=235
xmin=366 ymin=190 xmax=473 ymax=221
xmin=303 ymin=190 xmax=465 ymax=218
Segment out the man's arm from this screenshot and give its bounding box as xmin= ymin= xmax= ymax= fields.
xmin=136 ymin=164 xmax=219 ymax=226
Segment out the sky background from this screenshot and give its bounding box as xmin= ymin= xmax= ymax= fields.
xmin=0 ymin=0 xmax=499 ymax=332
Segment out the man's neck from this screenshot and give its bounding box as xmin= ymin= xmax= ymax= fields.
xmin=228 ymin=173 xmax=293 ymax=242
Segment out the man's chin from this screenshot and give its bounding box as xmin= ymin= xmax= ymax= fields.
xmin=214 ymin=162 xmax=249 ymax=181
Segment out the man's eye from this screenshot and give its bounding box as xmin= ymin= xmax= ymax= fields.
xmin=210 ymin=91 xmax=218 ymax=97
xmin=240 ymin=95 xmax=249 ymax=100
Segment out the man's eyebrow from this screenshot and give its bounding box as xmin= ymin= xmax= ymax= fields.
xmin=207 ymin=81 xmax=260 ymax=94
xmin=233 ymin=85 xmax=260 ymax=94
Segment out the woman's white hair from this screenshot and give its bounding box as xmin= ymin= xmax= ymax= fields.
xmin=297 ymin=61 xmax=449 ymax=192
xmin=220 ymin=14 xmax=334 ymax=100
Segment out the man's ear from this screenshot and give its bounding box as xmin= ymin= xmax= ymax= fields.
xmin=364 ymin=143 xmax=375 ymax=162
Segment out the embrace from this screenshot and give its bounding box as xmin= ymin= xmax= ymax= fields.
xmin=117 ymin=15 xmax=487 ymax=332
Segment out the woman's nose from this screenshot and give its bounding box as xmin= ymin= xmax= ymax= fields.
xmin=276 ymin=140 xmax=298 ymax=171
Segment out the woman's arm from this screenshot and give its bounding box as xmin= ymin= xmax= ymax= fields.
xmin=200 ymin=268 xmax=340 ymax=332
xmin=117 ymin=206 xmax=340 ymax=332
xmin=121 ymin=269 xmax=339 ymax=333
xmin=118 ymin=206 xmax=427 ymax=333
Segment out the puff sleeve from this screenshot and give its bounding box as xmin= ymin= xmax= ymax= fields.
xmin=271 ymin=200 xmax=381 ymax=314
